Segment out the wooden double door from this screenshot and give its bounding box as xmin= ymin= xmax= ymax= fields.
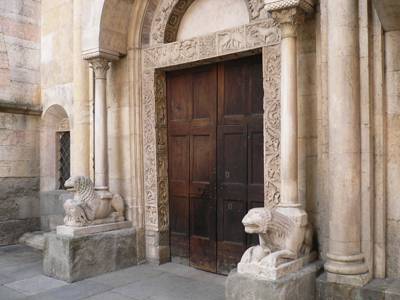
xmin=167 ymin=55 xmax=264 ymax=275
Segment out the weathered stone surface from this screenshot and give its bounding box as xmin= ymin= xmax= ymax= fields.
xmin=0 ymin=218 xmax=40 ymax=245
xmin=226 ymin=262 xmax=322 ymax=300
xmin=56 ymin=221 xmax=132 ymax=237
xmin=43 ymin=228 xmax=137 ymax=283
xmin=316 ymin=273 xmax=400 ymax=300
xmin=40 ymin=190 xmax=70 ymax=231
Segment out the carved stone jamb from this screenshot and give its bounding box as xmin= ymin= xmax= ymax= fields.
xmin=234 ymin=0 xmax=316 ymax=281
xmin=141 ymin=19 xmax=282 ymax=263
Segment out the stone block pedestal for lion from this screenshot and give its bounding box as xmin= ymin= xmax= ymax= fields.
xmin=225 ymin=262 xmax=322 ymax=300
xmin=43 ymin=176 xmax=137 ymax=283
xmin=43 ymin=225 xmax=137 ymax=283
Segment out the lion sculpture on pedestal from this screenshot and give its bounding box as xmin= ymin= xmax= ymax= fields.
xmin=239 ymin=207 xmax=313 ymax=270
xmin=63 ymin=176 xmax=125 ymax=227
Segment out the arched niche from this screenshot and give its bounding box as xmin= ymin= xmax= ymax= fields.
xmin=40 ymin=104 xmax=70 ymax=191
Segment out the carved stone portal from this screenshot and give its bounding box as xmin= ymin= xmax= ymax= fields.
xmin=238 ymin=207 xmax=314 ymax=280
xmin=62 ymin=176 xmax=125 ymax=227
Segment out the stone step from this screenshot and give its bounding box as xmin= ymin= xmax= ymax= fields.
xmin=19 ymin=231 xmax=46 ymax=251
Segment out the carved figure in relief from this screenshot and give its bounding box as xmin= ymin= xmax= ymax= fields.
xmin=239 ymin=207 xmax=312 ymax=268
xmin=63 ymin=176 xmax=125 ymax=227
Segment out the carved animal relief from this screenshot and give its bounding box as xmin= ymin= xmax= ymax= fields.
xmin=238 ymin=207 xmax=312 ymax=279
xmin=63 ymin=176 xmax=125 ymax=227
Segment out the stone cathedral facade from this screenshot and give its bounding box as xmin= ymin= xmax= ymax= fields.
xmin=1 ymin=0 xmax=400 ymax=298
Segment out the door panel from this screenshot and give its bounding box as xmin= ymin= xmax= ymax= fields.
xmin=168 ymin=55 xmax=263 ymax=275
xmin=217 ymin=56 xmax=264 ymax=274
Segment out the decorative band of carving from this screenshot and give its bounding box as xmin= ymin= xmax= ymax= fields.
xmin=263 ymin=45 xmax=281 ymax=208
xmin=150 ymin=0 xmax=268 ymax=45
xmin=144 ymin=19 xmax=281 ymax=70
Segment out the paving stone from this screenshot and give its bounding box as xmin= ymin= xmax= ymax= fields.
xmin=28 ymin=279 xmax=112 ymax=300
xmin=0 ymin=261 xmax=42 ymax=281
xmin=114 ymin=272 xmax=221 ymax=300
xmin=85 ymin=291 xmax=138 ymax=300
xmin=4 ymin=274 xmax=67 ymax=295
xmin=0 ymin=273 xmax=14 ymax=285
xmin=0 ymin=286 xmax=26 ymax=299
xmin=88 ymin=264 xmax=164 ymax=288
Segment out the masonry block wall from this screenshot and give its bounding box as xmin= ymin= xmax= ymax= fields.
xmin=0 ymin=0 xmax=41 ymax=245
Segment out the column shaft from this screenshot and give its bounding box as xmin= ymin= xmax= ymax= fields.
xmin=280 ymin=28 xmax=298 ymax=207
xmin=325 ymin=0 xmax=368 ymax=277
xmin=91 ymin=59 xmax=110 ymax=190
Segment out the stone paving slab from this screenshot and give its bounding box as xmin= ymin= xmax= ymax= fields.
xmin=0 ymin=245 xmax=226 ymax=300
xmin=5 ymin=275 xmax=67 ymax=296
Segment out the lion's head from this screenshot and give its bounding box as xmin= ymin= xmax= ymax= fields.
xmin=64 ymin=176 xmax=94 ymax=192
xmin=242 ymin=207 xmax=272 ymax=234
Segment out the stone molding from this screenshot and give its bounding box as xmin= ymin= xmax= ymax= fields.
xmin=150 ymin=0 xmax=267 ymax=45
xmin=142 ymin=19 xmax=282 ymax=233
xmin=264 ymin=0 xmax=313 ymax=14
xmin=0 ymin=100 xmax=42 ymax=116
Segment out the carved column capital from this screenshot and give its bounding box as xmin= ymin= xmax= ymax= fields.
xmin=265 ymin=0 xmax=314 ymax=38
xmin=271 ymin=8 xmax=305 ymax=38
xmin=89 ymin=58 xmax=110 ymax=79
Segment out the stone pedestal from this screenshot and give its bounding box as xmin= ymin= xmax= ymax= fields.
xmin=316 ymin=273 xmax=400 ymax=299
xmin=43 ymin=227 xmax=137 ymax=283
xmin=226 ymin=262 xmax=322 ymax=300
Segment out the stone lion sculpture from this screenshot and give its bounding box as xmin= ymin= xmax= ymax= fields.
xmin=239 ymin=207 xmax=312 ymax=269
xmin=63 ymin=176 xmax=125 ymax=227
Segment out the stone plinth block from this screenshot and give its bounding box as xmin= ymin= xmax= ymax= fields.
xmin=56 ymin=221 xmax=132 ymax=237
xmin=226 ymin=262 xmax=322 ymax=300
xmin=43 ymin=228 xmax=137 ymax=283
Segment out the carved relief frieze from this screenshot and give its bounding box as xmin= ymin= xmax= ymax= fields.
xmin=150 ymin=0 xmax=271 ymax=46
xmin=262 ymin=45 xmax=281 ymax=208
xmin=246 ymin=19 xmax=281 ymax=48
xmin=217 ymin=27 xmax=246 ymax=54
xmin=169 ymin=39 xmax=198 ymax=64
xmin=247 ymin=0 xmax=267 ymax=20
xmin=198 ymin=35 xmax=217 ymax=59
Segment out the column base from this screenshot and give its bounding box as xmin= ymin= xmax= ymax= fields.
xmin=324 ymin=253 xmax=369 ymax=286
xmin=326 ymin=272 xmax=370 ymax=287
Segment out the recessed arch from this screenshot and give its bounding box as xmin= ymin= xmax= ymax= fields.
xmin=147 ymin=0 xmax=266 ymax=46
xmin=41 ymin=104 xmax=70 ymax=191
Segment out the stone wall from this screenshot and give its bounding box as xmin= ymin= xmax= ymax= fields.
xmin=0 ymin=0 xmax=41 ymax=245
xmin=385 ymin=30 xmax=400 ymax=278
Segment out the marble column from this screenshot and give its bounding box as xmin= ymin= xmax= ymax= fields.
xmin=324 ymin=0 xmax=369 ymax=285
xmin=89 ymin=58 xmax=110 ymax=190
xmin=272 ymin=7 xmax=304 ymax=208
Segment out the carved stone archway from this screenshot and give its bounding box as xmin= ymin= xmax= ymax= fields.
xmin=142 ymin=0 xmax=282 ymax=262
xmin=149 ymin=0 xmax=267 ymax=45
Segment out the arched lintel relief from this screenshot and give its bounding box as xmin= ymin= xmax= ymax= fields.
xmin=148 ymin=0 xmax=267 ymax=46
